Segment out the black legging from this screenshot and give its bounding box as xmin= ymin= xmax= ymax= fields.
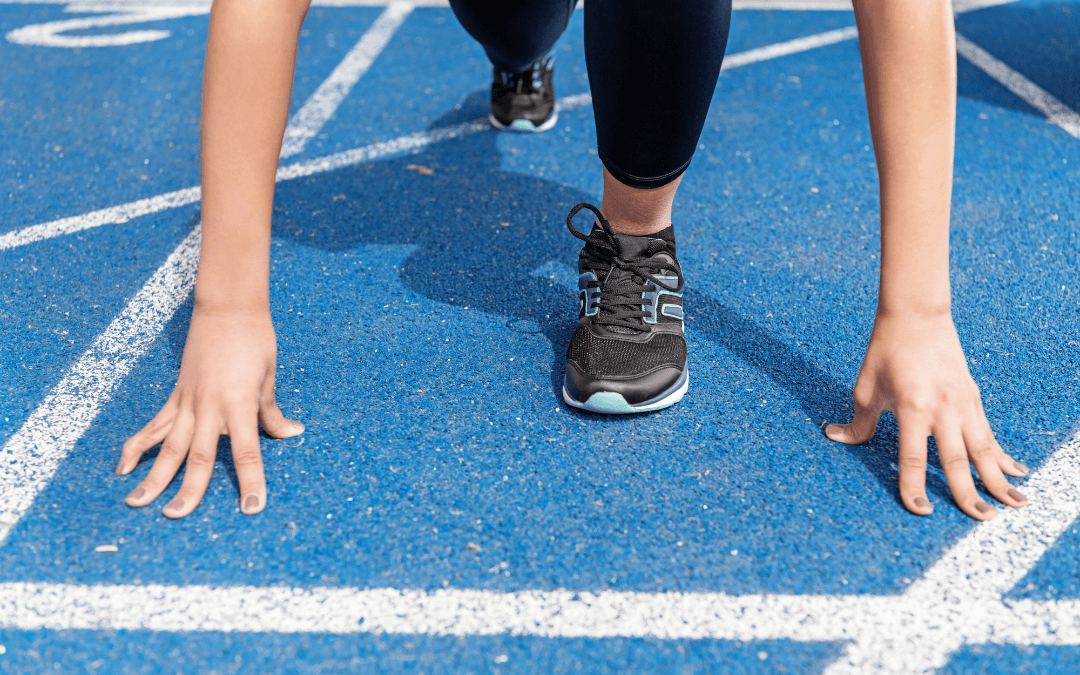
xmin=447 ymin=0 xmax=732 ymax=189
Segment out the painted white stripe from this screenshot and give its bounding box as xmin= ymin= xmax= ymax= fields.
xmin=956 ymin=33 xmax=1080 ymax=141
xmin=0 ymin=580 xmax=1078 ymax=650
xmin=0 ymin=187 xmax=200 ymax=252
xmin=0 ymin=583 xmax=880 ymax=638
xmin=279 ymin=2 xmax=413 ymax=158
xmin=951 ymin=0 xmax=1021 ymax=13
xmin=6 ymin=5 xmax=209 ymax=48
xmin=822 ymin=431 xmax=1080 ymax=674
xmin=722 ymin=25 xmax=859 ymax=70
xmin=0 ymin=226 xmax=200 ymax=541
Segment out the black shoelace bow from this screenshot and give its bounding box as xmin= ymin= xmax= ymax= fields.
xmin=565 ymin=203 xmax=684 ymax=332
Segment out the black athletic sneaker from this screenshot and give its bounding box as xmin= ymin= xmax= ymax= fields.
xmin=562 ymin=203 xmax=688 ymax=414
xmin=489 ymin=53 xmax=557 ymax=132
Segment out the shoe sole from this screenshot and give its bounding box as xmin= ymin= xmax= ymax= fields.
xmin=488 ymin=111 xmax=559 ymax=133
xmin=562 ymin=368 xmax=689 ymax=415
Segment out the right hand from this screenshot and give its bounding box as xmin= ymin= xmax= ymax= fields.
xmin=115 ymin=305 xmax=303 ymax=518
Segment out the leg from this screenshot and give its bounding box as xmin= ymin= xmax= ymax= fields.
xmin=448 ymin=0 xmax=577 ymax=131
xmin=587 ymin=0 xmax=731 ymax=233
xmin=562 ymin=0 xmax=731 ymax=414
xmin=448 ymin=0 xmax=575 ymax=75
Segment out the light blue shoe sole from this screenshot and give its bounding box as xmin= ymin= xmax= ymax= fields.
xmin=562 ymin=368 xmax=689 ymax=415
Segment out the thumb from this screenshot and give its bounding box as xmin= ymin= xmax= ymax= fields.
xmin=258 ymin=367 xmax=305 ymax=439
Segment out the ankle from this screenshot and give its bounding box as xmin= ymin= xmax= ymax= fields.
xmin=599 ymin=166 xmax=681 ymax=236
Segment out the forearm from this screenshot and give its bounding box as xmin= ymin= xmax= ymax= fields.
xmin=852 ymin=0 xmax=956 ymax=317
xmin=195 ymin=0 xmax=311 ymax=312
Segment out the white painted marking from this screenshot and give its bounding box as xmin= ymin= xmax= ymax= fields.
xmin=956 ymin=33 xmax=1080 ymax=141
xmin=822 ymin=431 xmax=1080 ymax=674
xmin=0 ymin=580 xmax=1077 ymax=651
xmin=279 ymin=2 xmax=413 ymax=158
xmin=951 ymin=0 xmax=1021 ymax=13
xmin=6 ymin=5 xmax=209 ymax=48
xmin=0 ymin=227 xmax=200 ymax=542
xmin=0 ymin=188 xmax=201 ymax=252
xmin=722 ymin=25 xmax=859 ymax=70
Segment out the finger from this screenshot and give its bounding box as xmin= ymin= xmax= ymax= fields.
xmin=125 ymin=412 xmax=194 ymax=508
xmin=163 ymin=419 xmax=222 ymax=519
xmin=997 ymin=447 xmax=1030 ymax=478
xmin=258 ymin=369 xmax=304 ymax=439
xmin=896 ymin=418 xmax=934 ymax=516
xmin=116 ymin=395 xmax=179 ymax=475
xmin=825 ymin=398 xmax=882 ymax=445
xmin=229 ymin=413 xmax=266 ymax=516
xmin=936 ymin=426 xmax=996 ymax=521
xmin=963 ymin=425 xmax=1028 ymax=509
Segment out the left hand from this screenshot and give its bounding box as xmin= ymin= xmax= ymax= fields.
xmin=825 ymin=312 xmax=1029 ymax=520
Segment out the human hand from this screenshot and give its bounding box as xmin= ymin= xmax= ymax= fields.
xmin=825 ymin=313 xmax=1028 ymax=520
xmin=115 ymin=305 xmax=303 ymax=518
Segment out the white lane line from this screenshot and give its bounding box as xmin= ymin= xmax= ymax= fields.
xmin=0 ymin=187 xmax=201 ymax=252
xmin=0 ymin=584 xmax=880 ymax=638
xmin=0 ymin=227 xmax=200 ymax=543
xmin=5 ymin=5 xmax=209 ymax=48
xmin=0 ymin=581 xmax=1078 ymax=649
xmin=722 ymin=25 xmax=858 ymax=69
xmin=279 ymin=2 xmax=413 ymax=158
xmin=956 ymin=33 xmax=1080 ymax=141
xmin=0 ymin=22 xmax=856 ymax=252
xmin=822 ymin=430 xmax=1080 ymax=674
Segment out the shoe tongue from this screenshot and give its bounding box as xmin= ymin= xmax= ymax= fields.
xmin=590 ymin=224 xmax=675 ymax=260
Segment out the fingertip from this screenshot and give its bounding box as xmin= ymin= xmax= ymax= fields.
xmin=824 ymin=423 xmax=849 ymax=443
xmin=162 ymin=496 xmax=191 ymax=519
xmin=1006 ymin=486 xmax=1029 ymax=508
xmin=241 ymin=493 xmax=265 ymax=515
xmin=271 ymin=419 xmax=304 ymax=440
xmin=969 ymin=500 xmax=998 ymax=521
xmin=905 ymin=495 xmax=934 ymax=516
xmin=125 ymin=485 xmax=150 ymax=507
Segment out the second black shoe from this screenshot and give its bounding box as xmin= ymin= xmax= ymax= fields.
xmin=489 ymin=52 xmax=557 ymax=132
xmin=562 ymin=203 xmax=688 ymax=414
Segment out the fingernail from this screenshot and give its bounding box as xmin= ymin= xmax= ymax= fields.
xmin=242 ymin=494 xmax=260 ymax=513
xmin=165 ymin=497 xmax=185 ymax=512
xmin=914 ymin=496 xmax=931 ymax=509
xmin=1007 ymin=487 xmax=1028 ymax=504
xmin=1014 ymin=461 xmax=1029 ymax=475
xmin=114 ymin=459 xmax=126 ymax=475
xmin=127 ymin=486 xmax=146 ymax=502
xmin=291 ymin=421 xmax=304 ymax=431
xmin=974 ymin=500 xmax=994 ymax=514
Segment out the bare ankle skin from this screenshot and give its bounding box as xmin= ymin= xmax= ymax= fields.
xmin=598 ymin=167 xmax=682 ymax=236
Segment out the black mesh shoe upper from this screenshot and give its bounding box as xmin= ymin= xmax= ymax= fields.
xmin=490 ymin=53 xmax=556 ymax=128
xmin=564 ymin=203 xmax=686 ymax=389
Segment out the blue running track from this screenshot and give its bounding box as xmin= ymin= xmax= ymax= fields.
xmin=0 ymin=1 xmax=1079 ymax=672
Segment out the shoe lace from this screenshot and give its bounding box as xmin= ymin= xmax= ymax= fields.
xmin=565 ymin=203 xmax=683 ymax=332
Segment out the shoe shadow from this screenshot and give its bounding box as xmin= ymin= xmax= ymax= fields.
xmin=259 ymin=89 xmax=906 ymax=497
